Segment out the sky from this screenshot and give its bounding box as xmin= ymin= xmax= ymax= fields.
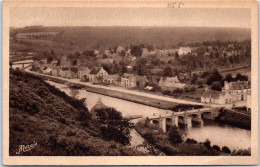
xmin=10 ymin=7 xmax=251 ymax=28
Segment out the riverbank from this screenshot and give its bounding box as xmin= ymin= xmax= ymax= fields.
xmin=215 ymin=108 xmax=251 ymax=130
xmin=134 ymin=119 xmax=251 ymax=156
xmin=25 ymin=70 xmax=203 ymax=111
xmin=135 ymin=119 xmax=251 ymax=156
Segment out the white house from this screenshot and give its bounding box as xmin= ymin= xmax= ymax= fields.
xmin=42 ymin=67 xmax=52 ymax=75
xmin=89 ymin=67 xmax=108 ymax=82
xmin=178 ymin=47 xmax=191 ymax=56
xmin=158 ymin=76 xmax=186 ymax=91
xmin=201 ymin=89 xmax=232 ymax=105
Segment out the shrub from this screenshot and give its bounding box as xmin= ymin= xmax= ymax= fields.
xmin=211 ymin=82 xmax=222 ymax=91
xmin=185 ymin=138 xmax=198 ymax=144
xmin=203 ymin=139 xmax=211 ymax=149
xmin=212 ymin=145 xmax=221 ymax=151
xmin=163 ymin=90 xmax=171 ymax=96
xmin=222 ymin=146 xmax=231 ymax=154
xmin=173 ymin=88 xmax=183 ymax=94
xmin=168 ymin=126 xmax=183 ymax=145
xmin=189 ymin=86 xmax=196 ymax=92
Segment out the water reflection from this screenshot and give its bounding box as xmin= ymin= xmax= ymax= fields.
xmin=46 ymin=81 xmax=251 ymax=150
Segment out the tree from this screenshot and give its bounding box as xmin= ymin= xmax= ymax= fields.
xmin=147 ymin=45 xmax=154 ymax=52
xmin=163 ymin=66 xmax=173 ymax=77
xmin=168 ymin=126 xmax=183 ymax=145
xmin=94 ymin=107 xmax=133 ymax=145
xmin=56 ymin=58 xmax=61 ymax=66
xmin=206 ymin=69 xmax=223 ymax=85
xmin=211 ymin=82 xmax=222 ymax=91
xmin=235 ymin=73 xmax=248 ymax=81
xmin=9 ymin=62 xmax=13 ymax=69
xmin=69 ymin=87 xmax=79 ymax=99
xmin=130 ymin=45 xmax=142 ymax=57
xmin=190 ymin=74 xmax=198 ymax=84
xmin=224 ymin=73 xmax=233 ymax=82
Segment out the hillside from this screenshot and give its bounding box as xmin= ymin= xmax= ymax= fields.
xmin=11 ymin=26 xmax=251 ymax=50
xmin=9 ymin=70 xmax=145 ymax=156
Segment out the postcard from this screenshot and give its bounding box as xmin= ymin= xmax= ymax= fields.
xmin=2 ymin=0 xmax=258 ymax=165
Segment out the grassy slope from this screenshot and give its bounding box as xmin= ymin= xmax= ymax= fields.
xmin=9 ymin=70 xmax=145 ymax=156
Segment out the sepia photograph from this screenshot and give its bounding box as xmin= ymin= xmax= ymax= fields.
xmin=2 ymin=0 xmax=258 ymax=165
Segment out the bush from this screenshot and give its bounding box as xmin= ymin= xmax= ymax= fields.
xmin=189 ymin=86 xmax=196 ymax=92
xmin=212 ymin=145 xmax=221 ymax=151
xmin=222 ymin=146 xmax=231 ymax=154
xmin=168 ymin=126 xmax=183 ymax=145
xmin=185 ymin=138 xmax=198 ymax=144
xmin=211 ymin=82 xmax=222 ymax=91
xmin=173 ymin=88 xmax=183 ymax=94
xmin=163 ymin=90 xmax=171 ymax=96
xmin=203 ymin=139 xmax=211 ymax=149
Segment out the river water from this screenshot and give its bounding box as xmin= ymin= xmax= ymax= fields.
xmin=46 ymin=81 xmax=251 ymax=151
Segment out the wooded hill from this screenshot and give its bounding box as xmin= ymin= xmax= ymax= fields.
xmin=11 ymin=26 xmax=251 ymax=50
xmin=9 ymin=70 xmax=145 ymax=156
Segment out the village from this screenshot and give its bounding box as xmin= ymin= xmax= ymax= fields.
xmin=10 ymin=39 xmax=251 ymax=110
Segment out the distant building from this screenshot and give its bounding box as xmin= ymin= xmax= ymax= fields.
xmin=51 ymin=67 xmax=61 ymax=77
xmin=136 ymin=75 xmax=149 ymax=87
xmin=201 ymin=89 xmax=232 ymax=104
xmin=179 ymin=73 xmax=189 ymax=80
xmin=246 ymin=95 xmax=251 ymax=111
xmin=42 ymin=67 xmax=52 ymax=75
xmin=78 ymin=67 xmax=91 ymax=79
xmin=120 ymin=73 xmax=136 ymax=88
xmin=103 ymin=74 xmax=119 ymax=85
xmin=89 ymin=67 xmax=108 ymax=82
xmin=59 ymin=67 xmax=71 ymax=78
xmin=116 ymin=47 xmax=125 ymax=53
xmin=126 ymin=65 xmax=133 ymax=72
xmin=98 ymin=58 xmax=114 ymax=65
xmin=158 ymin=76 xmax=186 ymax=91
xmin=178 ymin=47 xmax=191 ymax=56
xmin=222 ymin=81 xmax=251 ymax=102
xmin=70 ymin=67 xmax=78 ymax=78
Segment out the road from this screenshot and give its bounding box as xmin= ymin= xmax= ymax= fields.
xmin=25 ymin=69 xmax=222 ymax=107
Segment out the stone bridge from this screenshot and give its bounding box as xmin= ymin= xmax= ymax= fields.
xmin=149 ymin=107 xmax=220 ymax=133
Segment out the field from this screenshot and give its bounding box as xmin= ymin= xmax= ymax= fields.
xmin=11 ymin=26 xmax=251 ymax=51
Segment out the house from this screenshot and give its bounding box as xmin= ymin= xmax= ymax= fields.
xmin=222 ymin=81 xmax=251 ymax=102
xmin=151 ymin=68 xmax=164 ymax=76
xmin=89 ymin=67 xmax=108 ymax=82
xmin=70 ymin=67 xmax=78 ymax=78
xmin=136 ymin=75 xmax=149 ymax=87
xmin=103 ymin=74 xmax=119 ymax=85
xmin=78 ymin=67 xmax=91 ymax=79
xmin=179 ymin=73 xmax=189 ymax=80
xmin=158 ymin=76 xmax=186 ymax=91
xmin=126 ymin=66 xmax=133 ymax=72
xmin=98 ymin=58 xmax=114 ymax=65
xmin=204 ymin=52 xmax=211 ymax=57
xmin=51 ymin=66 xmax=61 ymax=77
xmin=120 ymin=73 xmax=137 ymax=88
xmin=201 ymin=89 xmax=232 ymax=104
xmin=116 ymin=47 xmax=125 ymax=53
xmin=142 ymin=48 xmax=149 ymax=57
xmin=42 ymin=67 xmax=52 ymax=75
xmin=246 ymin=95 xmax=251 ymax=111
xmin=59 ymin=67 xmax=71 ymax=78
xmin=178 ymin=47 xmax=191 ymax=56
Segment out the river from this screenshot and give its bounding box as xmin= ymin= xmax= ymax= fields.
xmin=46 ymin=80 xmax=251 ymax=151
